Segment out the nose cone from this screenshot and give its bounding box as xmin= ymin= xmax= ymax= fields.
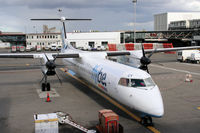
xmin=132 ymin=86 xmax=164 ymax=117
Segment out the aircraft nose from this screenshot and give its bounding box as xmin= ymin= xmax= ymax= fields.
xmin=144 ymin=86 xmax=164 ymax=117
xmin=130 ymin=85 xmax=164 ymax=117
xmin=146 ymin=102 xmax=164 ymax=117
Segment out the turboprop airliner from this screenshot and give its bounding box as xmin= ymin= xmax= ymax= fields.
xmin=0 ymin=17 xmax=200 ymax=125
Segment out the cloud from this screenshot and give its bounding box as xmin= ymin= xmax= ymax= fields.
xmin=1 ymin=0 xmax=127 ymax=9
xmin=0 ymin=0 xmax=200 ymax=33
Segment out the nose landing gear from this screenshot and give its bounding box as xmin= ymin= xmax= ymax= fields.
xmin=41 ymin=74 xmax=51 ymax=91
xmin=41 ymin=82 xmax=51 ymax=91
xmin=140 ymin=116 xmax=154 ymax=126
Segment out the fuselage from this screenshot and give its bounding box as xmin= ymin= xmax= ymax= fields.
xmin=62 ymin=48 xmax=164 ymax=118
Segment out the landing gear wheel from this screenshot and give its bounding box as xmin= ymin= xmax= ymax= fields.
xmin=46 ymin=83 xmax=51 ymax=91
xmin=41 ymin=83 xmax=46 ymax=91
xmin=140 ymin=116 xmax=153 ymax=126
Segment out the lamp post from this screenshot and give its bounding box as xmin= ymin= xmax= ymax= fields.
xmin=132 ymin=0 xmax=137 ymax=43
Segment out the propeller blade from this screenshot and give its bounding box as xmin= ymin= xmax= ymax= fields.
xmin=40 ymin=74 xmax=46 ymax=83
xmin=53 ymin=52 xmax=60 ymax=62
xmin=44 ymin=53 xmax=50 ymax=62
xmin=146 ymin=65 xmax=149 ymax=73
xmin=141 ymin=44 xmax=146 ymax=57
xmin=55 ymin=71 xmax=62 ymax=85
xmin=147 ymin=48 xmax=157 ymax=58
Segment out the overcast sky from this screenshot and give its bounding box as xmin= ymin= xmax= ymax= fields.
xmin=0 ymin=0 xmax=200 ymax=33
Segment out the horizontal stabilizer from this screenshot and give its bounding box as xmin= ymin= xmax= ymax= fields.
xmin=31 ymin=18 xmax=92 ymax=21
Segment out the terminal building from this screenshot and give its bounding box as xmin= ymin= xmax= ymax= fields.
xmin=154 ymin=12 xmax=200 ymax=31
xmin=26 ymin=33 xmax=62 ymax=49
xmin=0 ymin=31 xmax=26 ymax=47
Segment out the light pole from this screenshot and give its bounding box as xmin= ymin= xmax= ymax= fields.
xmin=132 ymin=0 xmax=137 ymax=43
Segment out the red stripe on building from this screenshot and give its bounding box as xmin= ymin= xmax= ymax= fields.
xmin=125 ymin=43 xmax=134 ymax=50
xmin=108 ymin=44 xmax=117 ymax=51
xmin=143 ymin=43 xmax=153 ymax=49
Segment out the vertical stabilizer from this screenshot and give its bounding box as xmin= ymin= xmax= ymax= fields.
xmin=31 ymin=17 xmax=92 ymax=51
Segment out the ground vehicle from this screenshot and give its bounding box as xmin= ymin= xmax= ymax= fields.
xmin=19 ymin=46 xmax=25 ymax=52
xmin=57 ymin=44 xmax=62 ymax=50
xmin=26 ymin=45 xmax=31 ymax=52
xmin=189 ymin=52 xmax=200 ymax=63
xmin=51 ymin=43 xmax=57 ymax=51
xmin=44 ymin=45 xmax=50 ymax=51
xmin=83 ymin=46 xmax=91 ymax=51
xmin=36 ymin=45 xmax=42 ymax=52
xmin=96 ymin=109 xmax=123 ymax=133
xmin=11 ymin=46 xmax=17 ymax=52
xmin=177 ymin=50 xmax=199 ymax=62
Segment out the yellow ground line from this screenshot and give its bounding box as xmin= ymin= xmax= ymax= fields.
xmin=60 ymin=68 xmax=160 ymax=133
xmin=197 ymin=107 xmax=200 ymax=110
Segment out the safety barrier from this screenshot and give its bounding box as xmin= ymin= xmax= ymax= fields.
xmin=163 ymin=43 xmax=175 ymax=54
xmin=108 ymin=43 xmax=175 ymax=54
xmin=108 ymin=44 xmax=117 ymax=51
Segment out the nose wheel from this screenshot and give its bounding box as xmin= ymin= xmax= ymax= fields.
xmin=41 ymin=83 xmax=51 ymax=91
xmin=140 ymin=116 xmax=154 ymax=126
xmin=41 ymin=74 xmax=51 ymax=91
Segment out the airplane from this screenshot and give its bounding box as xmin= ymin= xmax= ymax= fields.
xmin=0 ymin=17 xmax=200 ymax=126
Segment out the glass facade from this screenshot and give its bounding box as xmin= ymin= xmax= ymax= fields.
xmin=0 ymin=34 xmax=26 ymax=46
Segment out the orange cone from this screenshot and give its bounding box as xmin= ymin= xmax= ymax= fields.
xmin=46 ymin=93 xmax=51 ymax=102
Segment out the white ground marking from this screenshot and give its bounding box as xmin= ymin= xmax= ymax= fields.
xmin=150 ymin=64 xmax=200 ymax=76
xmin=176 ymin=62 xmax=200 ymax=67
xmin=36 ymin=88 xmax=60 ymax=98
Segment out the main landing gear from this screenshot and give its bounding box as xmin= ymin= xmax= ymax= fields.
xmin=41 ymin=75 xmax=51 ymax=92
xmin=140 ymin=116 xmax=154 ymax=126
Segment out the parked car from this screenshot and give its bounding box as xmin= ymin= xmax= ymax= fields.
xmin=19 ymin=46 xmax=25 ymax=52
xmin=26 ymin=45 xmax=31 ymax=52
xmin=11 ymin=46 xmax=17 ymax=53
xmin=51 ymin=43 xmax=57 ymax=51
xmin=36 ymin=45 xmax=42 ymax=52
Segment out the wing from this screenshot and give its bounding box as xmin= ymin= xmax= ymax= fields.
xmin=0 ymin=53 xmax=80 ymax=59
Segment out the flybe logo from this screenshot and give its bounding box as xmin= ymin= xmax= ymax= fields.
xmin=91 ymin=65 xmax=107 ymax=91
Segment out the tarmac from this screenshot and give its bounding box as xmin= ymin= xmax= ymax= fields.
xmin=0 ymin=49 xmax=200 ymax=133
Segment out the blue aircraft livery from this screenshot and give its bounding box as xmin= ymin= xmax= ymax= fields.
xmin=91 ymin=65 xmax=107 ymax=92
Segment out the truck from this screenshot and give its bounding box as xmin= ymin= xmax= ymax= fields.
xmin=177 ymin=50 xmax=199 ymax=62
xmin=189 ymin=52 xmax=200 ymax=63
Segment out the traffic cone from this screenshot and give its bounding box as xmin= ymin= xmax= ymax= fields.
xmin=46 ymin=93 xmax=51 ymax=102
xmin=185 ymin=73 xmax=193 ymax=82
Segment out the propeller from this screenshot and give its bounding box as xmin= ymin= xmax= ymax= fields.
xmin=139 ymin=44 xmax=157 ymax=73
xmin=41 ymin=53 xmax=62 ymax=84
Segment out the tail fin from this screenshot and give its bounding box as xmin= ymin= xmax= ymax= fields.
xmin=31 ymin=17 xmax=92 ymax=51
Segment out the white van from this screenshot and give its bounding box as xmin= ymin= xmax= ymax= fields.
xmin=26 ymin=45 xmax=31 ymax=52
xmin=51 ymin=43 xmax=57 ymax=51
xmin=190 ymin=52 xmax=200 ymax=63
xmin=36 ymin=45 xmax=42 ymax=52
xmin=177 ymin=50 xmax=199 ymax=62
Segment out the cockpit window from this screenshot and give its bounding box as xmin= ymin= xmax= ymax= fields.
xmin=118 ymin=78 xmax=129 ymax=86
xmin=131 ymin=79 xmax=145 ymax=87
xmin=144 ymin=77 xmax=155 ymax=87
xmin=118 ymin=77 xmax=155 ymax=88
